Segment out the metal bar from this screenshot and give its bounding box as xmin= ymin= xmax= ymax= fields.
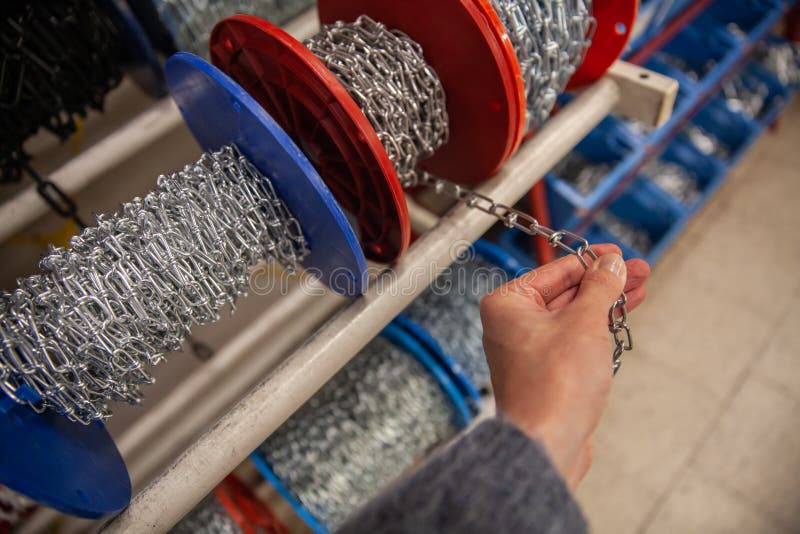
xmin=102 ymin=77 xmax=621 ymax=533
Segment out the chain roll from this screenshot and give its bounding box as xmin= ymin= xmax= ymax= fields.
xmin=259 ymin=335 xmax=457 ymax=529
xmin=307 ymin=15 xmax=632 ymax=371
xmin=0 ymin=145 xmax=308 ymax=424
xmin=156 ymin=0 xmax=314 ymax=57
xmin=306 ymin=17 xmax=450 ymax=188
xmin=490 ymin=0 xmax=595 ymax=129
xmin=403 ymin=255 xmax=508 ymax=388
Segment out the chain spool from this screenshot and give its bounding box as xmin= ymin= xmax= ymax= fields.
xmin=252 ymin=323 xmax=473 ymax=533
xmin=174 ymin=475 xmax=289 ymax=534
xmin=0 ymin=53 xmax=366 ymax=518
xmin=401 ymin=240 xmax=526 ymax=390
xmin=151 ymin=0 xmax=315 ymax=58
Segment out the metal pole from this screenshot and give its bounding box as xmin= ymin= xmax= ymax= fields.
xmin=103 ymin=77 xmax=621 ymax=533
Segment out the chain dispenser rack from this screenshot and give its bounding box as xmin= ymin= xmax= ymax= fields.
xmin=0 ymin=53 xmax=366 ymax=519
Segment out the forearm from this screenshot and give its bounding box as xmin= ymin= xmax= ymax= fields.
xmin=336 ymin=417 xmax=588 ymax=534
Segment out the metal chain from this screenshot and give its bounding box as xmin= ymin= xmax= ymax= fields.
xmin=23 ymin=163 xmax=87 ymax=229
xmin=306 ymin=17 xmax=450 ymax=187
xmin=259 ymin=335 xmax=456 ymax=529
xmin=0 ymin=0 xmax=123 ymax=182
xmin=415 ymin=171 xmax=632 ymax=373
xmin=311 ymin=16 xmax=633 ymax=372
xmin=491 ymin=0 xmax=596 ymax=129
xmin=0 ymin=145 xmax=308 ymax=424
xmin=156 ymin=0 xmax=314 ymax=57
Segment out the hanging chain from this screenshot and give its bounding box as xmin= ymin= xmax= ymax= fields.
xmin=24 ymin=163 xmax=87 ymax=229
xmin=413 ymin=171 xmax=633 ymax=373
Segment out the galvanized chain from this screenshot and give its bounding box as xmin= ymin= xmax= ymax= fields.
xmin=0 ymin=145 xmax=308 ymax=424
xmin=491 ymin=0 xmax=596 ymax=129
xmin=306 ymin=16 xmax=450 ymax=187
xmin=155 ymin=0 xmax=314 ymax=57
xmin=404 ymin=255 xmax=508 ymax=388
xmin=416 ymin=171 xmax=632 ymax=373
xmin=310 ymin=16 xmax=632 ymax=372
xmin=259 ymin=335 xmax=456 ymax=529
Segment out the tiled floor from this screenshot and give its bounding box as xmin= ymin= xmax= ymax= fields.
xmin=576 ymin=98 xmax=800 ymax=534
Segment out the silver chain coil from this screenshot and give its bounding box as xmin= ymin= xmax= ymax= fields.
xmin=403 ymin=255 xmax=508 ymax=388
xmin=259 ymin=335 xmax=457 ymax=529
xmin=306 ymin=17 xmax=450 ymax=187
xmin=308 ymin=16 xmax=632 ymax=372
xmin=156 ymin=0 xmax=314 ymax=57
xmin=0 ymin=145 xmax=307 ymax=424
xmin=491 ymin=0 xmax=596 ymax=129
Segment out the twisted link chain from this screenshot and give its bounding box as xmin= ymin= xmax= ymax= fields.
xmin=491 ymin=0 xmax=596 ymax=129
xmin=310 ymin=16 xmax=632 ymax=372
xmin=260 ymin=336 xmax=456 ymax=529
xmin=0 ymin=145 xmax=308 ymax=424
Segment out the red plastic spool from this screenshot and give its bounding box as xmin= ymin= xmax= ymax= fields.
xmin=211 ymin=16 xmax=409 ymax=263
xmin=567 ymin=0 xmax=639 ymax=89
xmin=317 ymin=0 xmax=527 ymax=184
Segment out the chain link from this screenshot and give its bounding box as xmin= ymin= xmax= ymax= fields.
xmin=24 ymin=163 xmax=87 ymax=229
xmin=416 ymin=171 xmax=632 ymax=373
xmin=491 ymin=0 xmax=596 ymax=129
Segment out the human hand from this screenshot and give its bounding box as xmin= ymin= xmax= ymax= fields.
xmin=480 ymin=244 xmax=650 ymax=488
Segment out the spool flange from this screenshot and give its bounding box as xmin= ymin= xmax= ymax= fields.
xmin=166 ymin=52 xmax=368 ymax=294
xmin=210 ymin=17 xmax=410 ymax=263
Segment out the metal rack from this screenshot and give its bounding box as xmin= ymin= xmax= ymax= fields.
xmin=3 ymin=6 xmax=678 ymax=534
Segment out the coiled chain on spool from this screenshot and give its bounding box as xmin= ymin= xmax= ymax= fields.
xmin=259 ymin=336 xmax=456 ymax=529
xmin=490 ymin=0 xmax=596 ymax=129
xmin=156 ymin=0 xmax=314 ymax=57
xmin=404 ymin=255 xmax=508 ymax=388
xmin=309 ymin=16 xmax=632 ymax=373
xmin=0 ymin=145 xmax=308 ymax=424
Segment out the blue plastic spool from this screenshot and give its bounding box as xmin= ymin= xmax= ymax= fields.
xmin=0 ymin=388 xmax=130 ymax=518
xmin=251 ymin=321 xmax=474 ymax=534
xmin=164 ymin=53 xmax=368 ymax=296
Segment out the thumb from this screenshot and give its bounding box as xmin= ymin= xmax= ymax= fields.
xmin=569 ymin=253 xmax=627 ymax=321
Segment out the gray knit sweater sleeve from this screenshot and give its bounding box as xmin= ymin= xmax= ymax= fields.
xmin=336 ymin=417 xmax=588 ymax=534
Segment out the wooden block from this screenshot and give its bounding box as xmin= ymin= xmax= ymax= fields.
xmin=605 ymin=60 xmax=679 ymax=128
